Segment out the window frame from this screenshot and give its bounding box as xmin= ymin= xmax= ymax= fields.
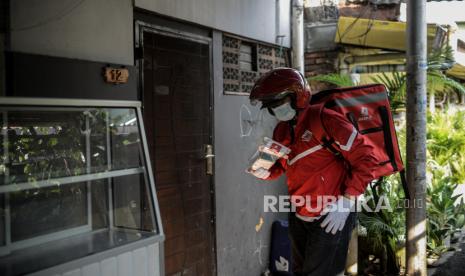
xmin=0 ymin=98 xmax=164 ymax=257
xmin=239 ymin=41 xmax=258 ymax=72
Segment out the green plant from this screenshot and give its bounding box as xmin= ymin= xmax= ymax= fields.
xmin=426 ymin=173 xmax=465 ymax=257
xmin=427 ymin=46 xmax=465 ymax=113
xmin=425 ymin=110 xmax=465 ymax=257
xmin=309 ymin=73 xmax=355 ymax=88
xmin=367 ymin=46 xmax=465 ymax=113
xmin=427 ymin=110 xmax=465 ymax=184
xmin=370 ymin=72 xmax=406 ymax=112
xmin=359 ymin=109 xmax=465 ymax=267
xmin=454 ymin=198 xmax=465 ymax=230
xmin=359 ymin=176 xmax=406 ymax=274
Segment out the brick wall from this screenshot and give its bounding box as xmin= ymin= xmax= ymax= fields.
xmin=304 ymin=50 xmax=338 ymax=77
xmin=338 ymin=3 xmax=400 ymax=22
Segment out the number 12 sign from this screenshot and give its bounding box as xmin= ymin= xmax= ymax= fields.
xmin=103 ymin=67 xmax=129 ymax=84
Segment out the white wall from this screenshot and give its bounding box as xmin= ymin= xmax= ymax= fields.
xmin=277 ymin=0 xmax=291 ymax=46
xmin=10 ymin=0 xmax=134 ymax=65
xmin=212 ymin=31 xmax=288 ymax=276
xmin=399 ymin=1 xmax=465 ymax=24
xmin=135 ymin=0 xmax=292 ymax=47
xmin=10 ymin=0 xmax=291 ymax=65
xmin=29 ymin=243 xmax=161 ymax=276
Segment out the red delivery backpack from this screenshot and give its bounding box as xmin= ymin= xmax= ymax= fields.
xmin=308 ymin=84 xmax=409 ymax=198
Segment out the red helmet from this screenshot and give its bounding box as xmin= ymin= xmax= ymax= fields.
xmin=250 ymin=67 xmax=311 ymax=109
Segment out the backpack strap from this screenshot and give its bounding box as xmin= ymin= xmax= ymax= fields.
xmin=399 ymin=169 xmax=411 ymax=200
xmin=308 ymin=104 xmax=342 ymax=158
xmin=307 ymin=104 xmax=326 ymax=141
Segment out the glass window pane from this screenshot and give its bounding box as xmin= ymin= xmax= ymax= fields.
xmin=91 ymin=178 xmax=109 ymax=230
xmin=239 ymin=43 xmax=253 ymax=71
xmin=0 ymin=108 xmax=144 ymax=187
xmin=0 ymin=173 xmax=156 ymax=275
xmin=10 ymin=182 xmax=88 ymax=242
xmin=113 ymin=173 xmax=155 ymax=232
xmin=0 ymin=104 xmax=159 ymax=275
xmin=108 ymin=109 xmax=143 ymax=171
xmin=2 ymin=110 xmax=89 ymax=185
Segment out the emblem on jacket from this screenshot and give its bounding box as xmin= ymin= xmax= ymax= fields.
xmin=359 ymin=107 xmax=372 ymax=121
xmin=301 ymin=130 xmax=313 ymax=142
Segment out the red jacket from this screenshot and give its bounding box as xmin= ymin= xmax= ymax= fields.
xmin=267 ymin=105 xmax=379 ymax=217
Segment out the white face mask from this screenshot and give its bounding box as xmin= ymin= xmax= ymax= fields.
xmin=271 ymin=102 xmax=296 ymax=121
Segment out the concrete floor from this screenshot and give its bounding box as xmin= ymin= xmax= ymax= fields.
xmin=432 ymin=242 xmax=465 ymax=276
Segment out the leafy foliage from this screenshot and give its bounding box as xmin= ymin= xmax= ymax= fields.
xmin=428 ymin=44 xmax=455 ymax=71
xmin=425 ymin=111 xmax=465 ymax=257
xmin=427 ymin=71 xmax=465 ymax=97
xmin=359 ymin=177 xmax=405 ymax=274
xmin=427 ymin=46 xmax=465 ymax=111
xmin=360 ymin=110 xmax=465 ymax=269
xmin=427 ymin=111 xmax=465 ymax=184
xmin=370 ymin=72 xmax=407 ymax=112
xmin=427 ymin=175 xmax=465 ymax=257
xmin=309 ymin=73 xmax=355 ymax=88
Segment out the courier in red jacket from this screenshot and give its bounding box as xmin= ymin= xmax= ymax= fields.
xmin=249 ymin=68 xmax=379 ymax=276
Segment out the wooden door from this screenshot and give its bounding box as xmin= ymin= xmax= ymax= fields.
xmin=142 ymin=31 xmax=215 ymax=276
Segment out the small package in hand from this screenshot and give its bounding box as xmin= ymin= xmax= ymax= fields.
xmin=248 ymin=137 xmax=291 ymax=172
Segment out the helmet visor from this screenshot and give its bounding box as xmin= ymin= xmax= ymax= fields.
xmin=256 ymin=91 xmax=293 ymax=109
xmin=262 ymin=97 xmax=292 ymax=110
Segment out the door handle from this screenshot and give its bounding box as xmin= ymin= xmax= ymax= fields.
xmin=204 ymin=144 xmax=214 ymax=175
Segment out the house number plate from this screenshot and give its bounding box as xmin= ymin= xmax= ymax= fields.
xmin=103 ymin=67 xmax=129 ymax=84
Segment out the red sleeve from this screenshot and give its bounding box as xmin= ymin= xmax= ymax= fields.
xmin=322 ymin=109 xmax=380 ymax=196
xmin=266 ymin=158 xmax=287 ymax=180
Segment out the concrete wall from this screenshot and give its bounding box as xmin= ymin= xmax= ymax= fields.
xmin=213 ymin=31 xmax=288 ymax=276
xmin=135 ymin=0 xmax=291 ymax=47
xmin=10 ymin=0 xmax=134 ymax=65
